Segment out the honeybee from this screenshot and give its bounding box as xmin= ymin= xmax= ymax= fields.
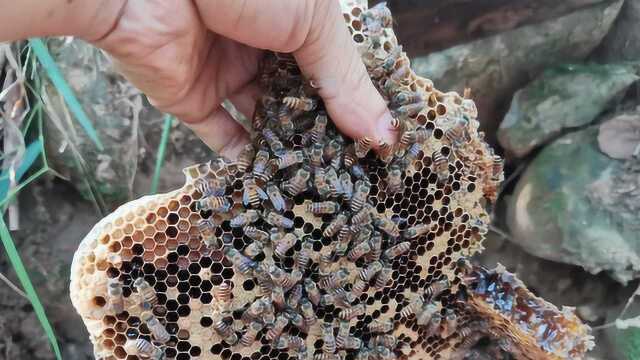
xmin=401 ymin=296 xmax=424 ymax=319
xmin=383 ymin=241 xmax=410 ymax=260
xmin=240 ymin=321 xmax=263 ymax=346
xmin=425 ymin=313 xmax=442 ymax=337
xmin=343 ymin=143 xmax=358 ymax=169
xmin=283 ymin=95 xmax=317 ymax=111
xmin=107 ymin=279 xmax=124 ymax=314
xmin=194 ymin=175 xmax=227 ymax=198
xmin=350 ymin=180 xmax=371 ymax=212
xmin=392 ymin=90 xmax=423 ymax=106
xmin=336 ymin=321 xmax=351 ymax=349
xmin=304 ymin=278 xmax=321 ymax=306
xmin=252 ymin=150 xmax=270 ymax=181
xmin=363 ymin=2 xmax=393 ymax=31
xmin=366 ymin=233 xmax=383 ymax=262
xmin=424 ymin=278 xmax=450 ymax=299
xmin=323 ymin=137 xmax=344 ymax=163
xmin=323 ymin=213 xmax=348 ymax=238
xmin=321 ymin=323 xmax=337 ymax=354
xmin=135 ymin=338 xmax=164 ymax=359
xmin=213 ymin=316 xmax=238 ymax=344
xmin=242 ymin=299 xmax=267 ymax=324
xmin=308 ymin=142 xmax=324 ymax=169
xmin=295 ymin=240 xmax=313 ymax=270
xmin=416 ymin=301 xmax=439 ymax=326
xmin=386 ymin=164 xmax=403 ymax=194
xmin=441 ymin=308 xmax=458 ymax=338
xmin=369 ymin=319 xmax=394 ymax=334
xmin=405 ymin=223 xmax=429 ymax=239
xmin=196 ymin=195 xmax=231 ymax=213
xmin=276 ymin=334 xmax=307 ymax=353
xmin=348 ymin=240 xmax=371 ymax=261
xmin=243 ymin=241 xmax=263 ymax=258
xmin=395 ymin=129 xmax=417 ymax=157
xmin=379 ymin=140 xmax=395 ymax=163
xmin=274 ymin=233 xmax=297 ymax=258
xmin=197 ymin=218 xmax=219 ymax=248
xmin=339 ymin=303 xmax=365 ymax=321
xmin=265 ymin=315 xmax=289 ymax=341
xmin=214 ymin=282 xmax=232 ymax=310
xmin=351 ymin=265 xmax=376 ymax=298
xmin=320 ymin=268 xmax=349 ymax=290
xmin=235 ymin=143 xmax=256 ymax=173
xmin=243 ymin=178 xmax=268 ymax=207
xmin=492 ymin=154 xmax=504 ymax=182
xmin=374 ymin=266 xmax=393 ymax=288
xmin=372 ymin=334 xmax=397 ymax=349
xmin=141 ymin=311 xmax=170 ymax=343
xmin=244 ymin=226 xmax=269 ymax=243
xmin=134 ymin=278 xmax=157 ymax=307
xmin=277 ymin=150 xmax=305 ymax=170
xmin=389 ymin=58 xmax=411 ymax=85
xmin=307 ymin=201 xmax=339 ymax=215
xmin=309 ymin=114 xmax=328 ymax=144
xmin=224 ymin=247 xmax=256 ymax=275
xmin=411 ymin=126 xmax=429 ymax=142
xmin=300 ymin=298 xmax=317 ymax=327
xmin=285 ymin=310 xmax=306 ymax=331
xmin=271 ymin=285 xmax=286 ymax=309
xmin=351 ymin=205 xmax=372 ymax=227
xmin=318 ymin=251 xmax=333 ymax=276
xmin=264 ymin=210 xmax=294 ymax=229
xmin=374 ymin=215 xmax=400 ymax=238
xmin=278 ymin=104 xmax=295 ymax=136
xmin=338 ymin=171 xmax=354 ymax=199
xmin=432 ymin=149 xmax=450 ymax=183
xmin=445 ymin=118 xmax=470 ymax=146
xmin=355 ymin=136 xmax=373 ymax=158
xmin=230 ymin=209 xmax=260 ymax=227
xmin=262 ymin=128 xmax=285 ymax=155
xmin=282 ymin=168 xmax=311 ymax=196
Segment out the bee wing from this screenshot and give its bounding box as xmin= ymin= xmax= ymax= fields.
xmin=257 ymin=186 xmax=269 ymax=200
xmin=242 ymin=189 xmax=251 ymax=207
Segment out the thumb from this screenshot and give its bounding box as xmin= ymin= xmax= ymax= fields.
xmin=294 ymin=1 xmax=397 ymax=147
xmin=193 ymin=0 xmax=397 ymax=146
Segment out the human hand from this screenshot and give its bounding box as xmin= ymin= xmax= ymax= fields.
xmin=89 ymin=0 xmax=397 ymax=158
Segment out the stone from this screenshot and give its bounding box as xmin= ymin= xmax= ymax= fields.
xmin=595 ymin=0 xmax=640 ymax=62
xmin=507 ymin=125 xmax=640 ymax=283
xmin=411 ymin=0 xmax=623 ymax=144
xmin=498 ymin=63 xmax=638 ymax=157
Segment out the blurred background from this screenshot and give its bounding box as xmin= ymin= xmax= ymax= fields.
xmin=1 ymin=0 xmax=640 ymax=359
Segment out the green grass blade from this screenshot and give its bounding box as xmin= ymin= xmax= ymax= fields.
xmin=28 ymin=38 xmax=104 ymax=151
xmin=0 ymin=216 xmax=62 ymax=360
xmin=151 ymin=114 xmax=173 ymax=194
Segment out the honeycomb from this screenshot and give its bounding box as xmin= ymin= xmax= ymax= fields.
xmin=70 ymin=1 xmax=593 ymax=359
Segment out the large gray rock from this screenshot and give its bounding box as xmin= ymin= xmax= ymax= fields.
xmin=498 ymin=63 xmax=638 ymax=158
xmin=595 ymin=0 xmax=640 ymax=62
xmin=506 ymin=124 xmax=640 ymax=283
xmin=411 ymin=0 xmax=623 ymax=143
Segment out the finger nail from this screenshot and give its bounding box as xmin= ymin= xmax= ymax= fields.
xmin=376 ymin=111 xmax=399 ymax=144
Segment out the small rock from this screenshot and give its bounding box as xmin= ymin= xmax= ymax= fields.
xmin=498 ymin=63 xmax=638 ymax=157
xmin=598 ymin=111 xmax=640 ymax=160
xmin=507 ymin=126 xmax=640 ymax=283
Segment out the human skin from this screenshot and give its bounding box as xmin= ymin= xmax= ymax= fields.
xmin=0 ymin=0 xmax=397 ymax=158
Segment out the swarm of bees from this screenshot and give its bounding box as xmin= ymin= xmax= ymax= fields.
xmin=70 ymin=1 xmax=593 ymax=359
